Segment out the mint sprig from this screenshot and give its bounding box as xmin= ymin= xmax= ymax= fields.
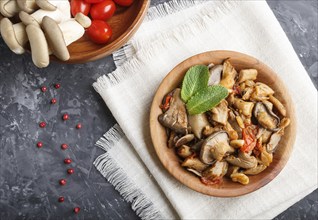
xmin=180 ymin=65 xmax=228 ymax=115
xmin=181 ymin=65 xmax=209 ymax=102
xmin=186 ymin=85 xmax=228 ymax=115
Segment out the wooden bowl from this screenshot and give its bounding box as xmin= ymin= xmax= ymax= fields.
xmin=150 ymin=50 xmax=296 ymax=197
xmin=66 ymin=0 xmax=149 ymax=63
xmin=0 ymin=0 xmax=149 ymax=64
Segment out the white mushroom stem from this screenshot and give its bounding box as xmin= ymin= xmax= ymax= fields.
xmin=35 ymin=0 xmax=56 ymax=11
xmin=58 ymin=19 xmax=85 ymax=46
xmin=0 ymin=18 xmax=27 ymax=54
xmin=42 ymin=16 xmax=69 ymax=61
xmin=31 ymin=7 xmax=70 ymax=24
xmin=17 ymin=0 xmax=38 ymax=13
xmin=75 ymin=12 xmax=91 ymax=28
xmin=19 ymin=11 xmax=40 ymax=26
xmin=26 ymin=24 xmax=49 ymax=68
xmin=3 ymin=0 xmax=20 ymax=17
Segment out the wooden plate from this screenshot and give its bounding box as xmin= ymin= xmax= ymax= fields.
xmin=150 ymin=50 xmax=296 ymax=197
xmin=0 ymin=0 xmax=149 ymax=63
xmin=66 ymin=0 xmax=149 ymax=63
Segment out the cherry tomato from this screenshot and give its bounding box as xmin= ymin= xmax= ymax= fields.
xmin=71 ymin=0 xmax=91 ymax=17
xmin=84 ymin=0 xmax=104 ymax=3
xmin=113 ymin=0 xmax=134 ymax=7
xmin=90 ymin=1 xmax=116 ymax=21
xmin=86 ymin=20 xmax=113 ymax=44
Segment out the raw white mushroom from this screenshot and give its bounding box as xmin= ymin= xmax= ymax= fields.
xmin=16 ymin=0 xmax=38 ymax=13
xmin=0 ymin=0 xmax=85 ymax=67
xmin=0 ymin=0 xmax=11 ymax=17
xmin=26 ymin=24 xmax=49 ymax=68
xmin=75 ymin=12 xmax=91 ymax=28
xmin=3 ymin=0 xmax=20 ymax=17
xmin=35 ymin=0 xmax=56 ymax=11
xmin=30 ymin=1 xmax=70 ymax=24
xmin=42 ymin=16 xmax=70 ymax=61
xmin=0 ymin=18 xmax=27 ymax=54
xmin=19 ymin=11 xmax=40 ymax=26
xmin=59 ymin=19 xmax=85 ymax=46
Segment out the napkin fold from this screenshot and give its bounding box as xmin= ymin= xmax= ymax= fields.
xmin=93 ymin=1 xmax=318 ymax=219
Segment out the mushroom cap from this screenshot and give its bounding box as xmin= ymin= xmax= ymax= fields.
xmin=208 ymin=64 xmax=223 ymax=86
xmin=158 ymin=89 xmax=188 ymax=134
xmin=0 ymin=18 xmax=26 ymax=54
xmin=253 ymin=102 xmax=280 ymax=131
xmin=188 ymin=113 xmax=210 ymax=139
xmin=200 ymin=131 xmax=232 ymax=164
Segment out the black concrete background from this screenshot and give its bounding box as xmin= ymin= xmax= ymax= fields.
xmin=0 ymin=0 xmax=317 ymax=219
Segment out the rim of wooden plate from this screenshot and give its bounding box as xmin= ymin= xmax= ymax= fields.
xmin=150 ymin=50 xmax=296 ymax=197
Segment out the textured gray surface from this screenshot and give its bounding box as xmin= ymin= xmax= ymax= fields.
xmin=0 ymin=0 xmax=317 ymax=219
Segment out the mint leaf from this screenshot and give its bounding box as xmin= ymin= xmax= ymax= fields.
xmin=186 ymin=85 xmax=228 ymax=115
xmin=181 ymin=65 xmax=209 ymax=102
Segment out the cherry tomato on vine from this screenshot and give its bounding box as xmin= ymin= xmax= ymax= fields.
xmin=84 ymin=0 xmax=104 ymax=3
xmin=86 ymin=20 xmax=113 ymax=44
xmin=113 ymin=0 xmax=134 ymax=7
xmin=71 ymin=0 xmax=91 ymax=17
xmin=90 ymin=1 xmax=116 ymax=21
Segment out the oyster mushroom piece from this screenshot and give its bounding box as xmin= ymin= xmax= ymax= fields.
xmin=253 ymin=102 xmax=280 ymax=131
xmin=190 ymin=140 xmax=204 ymax=153
xmin=233 ymin=98 xmax=254 ymax=117
xmin=226 ymin=165 xmax=240 ymax=177
xmin=175 ymin=134 xmax=195 ymax=147
xmin=244 ymin=164 xmax=267 ymax=175
xmin=251 ymin=82 xmax=275 ymax=101
xmin=231 ymin=173 xmax=249 ymax=185
xmin=230 ymin=139 xmax=245 ymax=148
xmin=202 ymin=125 xmax=222 ymax=137
xmin=201 ymin=161 xmax=228 ymax=184
xmin=181 ymin=155 xmax=208 ymax=172
xmin=256 ymin=127 xmax=272 ymax=144
xmin=238 ymin=69 xmax=258 ymax=83
xmin=269 ymin=95 xmax=287 ymax=117
xmin=211 ymin=100 xmax=229 ymax=125
xmin=208 ymin=64 xmax=223 ymax=85
xmin=220 ymin=59 xmax=238 ymax=89
xmin=266 ymin=132 xmax=282 ymax=153
xmin=158 ymin=88 xmax=188 ymax=134
xmin=226 ymin=151 xmax=257 ymax=169
xmin=224 ymin=121 xmax=239 ymax=140
xmin=167 ymin=130 xmax=177 ymax=148
xmin=177 ymin=145 xmax=193 ymax=158
xmin=200 ymin=131 xmax=234 ymax=163
xmin=187 ymin=168 xmax=202 ymax=177
xmin=242 ymin=87 xmax=254 ymax=100
xmin=188 ymin=113 xmax=210 ymax=139
xmin=260 ymin=150 xmax=273 ymax=166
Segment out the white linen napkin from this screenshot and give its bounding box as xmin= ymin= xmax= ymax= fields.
xmin=93 ymin=1 xmax=318 ymax=219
